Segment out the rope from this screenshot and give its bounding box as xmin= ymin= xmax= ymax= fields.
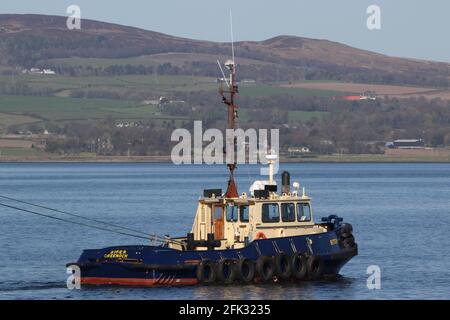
xmin=0 ymin=195 xmax=183 ymax=245
xmin=0 ymin=194 xmax=149 ymax=237
xmin=0 ymin=201 xmax=151 ymax=241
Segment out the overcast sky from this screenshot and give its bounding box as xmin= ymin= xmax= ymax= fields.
xmin=2 ymin=0 xmax=449 ymax=62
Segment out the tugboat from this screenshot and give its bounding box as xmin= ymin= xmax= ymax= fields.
xmin=67 ymin=55 xmax=357 ymax=287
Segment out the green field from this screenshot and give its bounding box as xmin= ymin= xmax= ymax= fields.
xmin=239 ymin=84 xmax=340 ymax=98
xmin=0 ymin=95 xmax=189 ymax=122
xmin=0 ymin=147 xmax=47 ymax=157
xmin=0 ymin=72 xmax=342 ymax=134
xmin=0 ymin=112 xmax=40 ymax=131
xmin=1 ymin=73 xmax=341 ymax=98
xmin=43 ymin=56 xmax=159 ymax=68
xmin=0 ymin=74 xmax=218 ymax=96
xmin=0 ymin=71 xmax=343 ymax=106
xmin=0 ymin=65 xmax=13 ymax=72
xmin=41 ymin=53 xmax=272 ymax=69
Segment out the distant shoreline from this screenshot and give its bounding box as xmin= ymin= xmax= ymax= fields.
xmin=1 ymin=154 xmax=450 ymax=163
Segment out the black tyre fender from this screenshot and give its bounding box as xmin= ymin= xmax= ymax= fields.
xmin=274 ymin=253 xmax=292 ymax=280
xmin=216 ymin=259 xmax=237 ymax=284
xmin=236 ymin=258 xmax=255 ymax=283
xmin=256 ymin=256 xmax=275 ymax=282
xmin=340 ymin=223 xmax=353 ymax=235
xmin=340 ymin=232 xmax=352 ymax=239
xmin=196 ymin=260 xmax=217 ymax=284
xmin=306 ymin=255 xmax=324 ymax=280
xmin=291 ymin=253 xmax=308 ymax=280
xmin=342 ymin=235 xmax=355 ymax=248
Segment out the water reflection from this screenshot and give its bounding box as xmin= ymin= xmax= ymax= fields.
xmin=191 ymin=277 xmax=355 ymax=300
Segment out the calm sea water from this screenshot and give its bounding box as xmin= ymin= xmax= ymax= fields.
xmin=0 ymin=162 xmax=449 ymax=300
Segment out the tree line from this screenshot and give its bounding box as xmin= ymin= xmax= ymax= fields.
xmin=10 ymin=93 xmax=450 ymax=156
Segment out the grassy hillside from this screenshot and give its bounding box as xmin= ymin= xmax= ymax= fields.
xmin=239 ymin=83 xmax=341 ymax=98
xmin=40 ymin=53 xmax=274 ymax=68
xmin=0 ymin=95 xmax=185 ymax=122
xmin=1 ymin=14 xmax=449 ymax=87
xmin=0 ymin=74 xmax=217 ymax=95
xmin=0 ymin=113 xmax=39 ymax=131
xmin=1 ymin=14 xmax=449 ymax=159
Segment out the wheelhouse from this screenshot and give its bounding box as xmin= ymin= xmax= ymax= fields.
xmin=184 ymin=185 xmax=327 ymax=251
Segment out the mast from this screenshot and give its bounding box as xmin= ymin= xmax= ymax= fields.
xmin=219 ymin=59 xmax=239 ymax=198
xmin=218 ymin=11 xmax=239 ymax=198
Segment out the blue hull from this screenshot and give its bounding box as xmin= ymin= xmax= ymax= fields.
xmin=69 ymin=226 xmax=357 ymax=286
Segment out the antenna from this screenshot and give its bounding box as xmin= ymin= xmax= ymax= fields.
xmin=216 ymin=9 xmax=236 ymax=88
xmin=230 ymin=9 xmax=235 ymax=65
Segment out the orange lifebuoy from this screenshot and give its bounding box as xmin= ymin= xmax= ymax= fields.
xmin=255 ymin=232 xmax=267 ymax=240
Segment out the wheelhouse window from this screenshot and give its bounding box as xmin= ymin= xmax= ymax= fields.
xmin=281 ymin=203 xmax=296 ymax=222
xmin=297 ymin=203 xmax=312 ymax=222
xmin=226 ymin=204 xmax=238 ymax=222
xmin=262 ymin=203 xmax=280 ymax=223
xmin=240 ymin=205 xmax=249 ymax=222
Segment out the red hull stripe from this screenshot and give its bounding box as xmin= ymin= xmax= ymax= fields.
xmin=81 ymin=277 xmax=198 ymax=286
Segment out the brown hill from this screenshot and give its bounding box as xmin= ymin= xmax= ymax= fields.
xmin=0 ymin=14 xmax=449 ymax=87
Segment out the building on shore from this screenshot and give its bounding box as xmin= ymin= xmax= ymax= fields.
xmin=385 ymin=139 xmax=425 ymax=149
xmin=287 ymin=146 xmax=311 ymax=156
xmin=384 ymin=138 xmax=450 ymax=158
xmin=22 ymin=67 xmax=56 ymax=75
